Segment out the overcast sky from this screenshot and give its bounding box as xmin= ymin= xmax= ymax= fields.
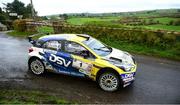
xmin=0 ymin=0 xmax=180 ymax=16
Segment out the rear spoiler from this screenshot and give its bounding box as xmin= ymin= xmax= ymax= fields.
xmin=27 ymin=33 xmax=49 ymax=45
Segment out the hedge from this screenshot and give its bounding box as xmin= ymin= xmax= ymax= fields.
xmin=53 ymin=24 xmax=179 ymax=50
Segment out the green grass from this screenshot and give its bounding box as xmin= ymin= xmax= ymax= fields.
xmin=0 ymin=89 xmax=70 ymax=104
xmin=37 ymin=26 xmax=54 ymax=34
xmin=144 ymin=17 xmax=178 ymax=24
xmin=67 ymin=17 xmax=180 ymax=32
xmin=7 ymin=26 xmax=54 ymax=38
xmin=141 ymin=25 xmax=180 ymax=32
xmin=153 ymin=17 xmax=178 ymax=24
xmin=7 ymin=31 xmax=36 ymax=38
xmin=67 ymin=17 xmax=119 ymax=25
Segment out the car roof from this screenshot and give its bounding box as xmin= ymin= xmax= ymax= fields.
xmin=39 ymin=34 xmax=90 ymax=42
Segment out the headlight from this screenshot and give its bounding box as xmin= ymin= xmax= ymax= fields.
xmin=105 ymin=58 xmax=134 ymax=72
xmin=131 ymin=56 xmax=136 ymax=64
xmin=115 ymin=63 xmax=134 ymax=72
xmin=111 ymin=64 xmax=134 ymax=72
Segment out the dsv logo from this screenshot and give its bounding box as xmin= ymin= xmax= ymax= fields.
xmin=124 ymin=73 xmax=134 ymax=78
xmin=49 ymin=54 xmax=71 ymax=67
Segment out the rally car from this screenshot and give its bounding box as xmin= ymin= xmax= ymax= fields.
xmin=28 ymin=34 xmax=137 ymax=92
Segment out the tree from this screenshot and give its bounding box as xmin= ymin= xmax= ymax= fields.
xmin=62 ymin=14 xmax=68 ymax=20
xmin=59 ymin=14 xmax=68 ymax=21
xmin=41 ymin=16 xmax=48 ymax=20
xmin=50 ymin=16 xmax=59 ymax=21
xmin=24 ymin=4 xmax=32 ymax=18
xmin=173 ymin=19 xmax=180 ymax=26
xmin=0 ymin=14 xmax=6 ymax=24
xmin=169 ymin=20 xmax=173 ymax=25
xmin=178 ymin=9 xmax=180 ymax=12
xmin=0 ymin=7 xmax=10 ymax=28
xmin=6 ymin=0 xmax=26 ymax=15
xmin=0 ymin=7 xmax=7 ymax=24
xmin=0 ymin=7 xmax=2 ymax=13
xmin=4 ymin=0 xmax=37 ymax=19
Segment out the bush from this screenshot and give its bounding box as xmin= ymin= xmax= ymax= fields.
xmin=168 ymin=19 xmax=180 ymax=26
xmin=174 ymin=42 xmax=180 ymax=56
xmin=173 ymin=19 xmax=180 ymax=26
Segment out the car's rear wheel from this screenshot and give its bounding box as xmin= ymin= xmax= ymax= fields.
xmin=98 ymin=72 xmax=120 ymax=92
xmin=29 ymin=58 xmax=45 ymax=75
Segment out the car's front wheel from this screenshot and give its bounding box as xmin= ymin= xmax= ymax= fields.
xmin=29 ymin=58 xmax=45 ymax=75
xmin=98 ymin=72 xmax=120 ymax=92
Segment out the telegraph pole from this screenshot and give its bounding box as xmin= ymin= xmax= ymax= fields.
xmin=30 ymin=0 xmax=34 ymax=19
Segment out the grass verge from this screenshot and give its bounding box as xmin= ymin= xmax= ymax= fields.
xmin=7 ymin=26 xmax=54 ymax=38
xmin=7 ymin=31 xmax=36 ymax=38
xmin=0 ymin=89 xmax=70 ymax=104
xmin=102 ymin=39 xmax=180 ymax=61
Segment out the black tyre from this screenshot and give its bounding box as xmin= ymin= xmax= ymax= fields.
xmin=29 ymin=58 xmax=45 ymax=75
xmin=98 ymin=72 xmax=120 ymax=92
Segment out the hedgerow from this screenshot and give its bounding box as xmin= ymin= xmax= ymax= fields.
xmin=53 ymin=24 xmax=179 ymax=49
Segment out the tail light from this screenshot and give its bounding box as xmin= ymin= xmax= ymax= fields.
xmin=29 ymin=48 xmax=33 ymax=53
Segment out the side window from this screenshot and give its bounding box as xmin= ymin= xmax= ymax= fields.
xmin=43 ymin=40 xmax=62 ymax=51
xmin=65 ymin=41 xmax=86 ymax=56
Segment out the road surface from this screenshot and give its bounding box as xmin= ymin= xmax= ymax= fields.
xmin=0 ymin=32 xmax=180 ymax=104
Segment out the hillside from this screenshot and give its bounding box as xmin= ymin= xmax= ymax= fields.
xmin=47 ymin=8 xmax=180 ymax=17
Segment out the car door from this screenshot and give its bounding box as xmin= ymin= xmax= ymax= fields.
xmin=43 ymin=40 xmax=72 ymax=74
xmin=64 ymin=41 xmax=95 ymax=77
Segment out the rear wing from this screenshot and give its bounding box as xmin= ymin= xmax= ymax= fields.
xmin=27 ymin=33 xmax=49 ymax=45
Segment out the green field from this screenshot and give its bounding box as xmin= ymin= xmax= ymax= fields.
xmin=153 ymin=17 xmax=179 ymax=24
xmin=67 ymin=17 xmax=120 ymax=25
xmin=142 ymin=25 xmax=180 ymax=32
xmin=67 ymin=17 xmax=180 ymax=32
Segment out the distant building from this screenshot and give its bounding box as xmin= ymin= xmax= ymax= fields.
xmin=0 ymin=22 xmax=7 ymax=31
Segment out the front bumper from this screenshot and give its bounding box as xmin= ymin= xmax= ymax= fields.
xmin=120 ymin=72 xmax=135 ymax=87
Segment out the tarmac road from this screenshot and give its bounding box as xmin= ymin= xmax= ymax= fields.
xmin=0 ymin=32 xmax=180 ymax=104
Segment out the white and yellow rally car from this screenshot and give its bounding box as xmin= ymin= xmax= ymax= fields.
xmin=28 ymin=34 xmax=137 ymax=92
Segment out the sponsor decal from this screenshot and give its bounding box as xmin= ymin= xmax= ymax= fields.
xmin=124 ymin=73 xmax=134 ymax=78
xmin=58 ymin=70 xmax=70 ymax=75
xmin=121 ymin=73 xmax=135 ymax=83
xmin=44 ymin=49 xmax=57 ymax=54
xmin=72 ymin=59 xmax=92 ymax=75
xmin=49 ymin=54 xmax=71 ymax=67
